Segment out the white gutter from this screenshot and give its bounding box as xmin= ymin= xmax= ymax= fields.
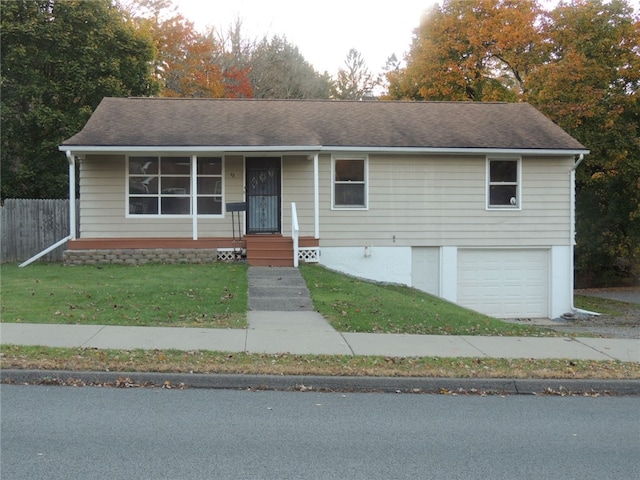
xmin=59 ymin=145 xmax=590 ymax=157
xmin=571 ymin=153 xmax=585 ymax=171
xmin=568 ymin=154 xmax=598 ymax=315
xmin=59 ymin=145 xmax=324 ymax=154
xmin=315 ymin=147 xmax=590 ymax=156
xmin=19 ymin=234 xmax=73 ymax=267
xmin=569 ymin=154 xmax=583 ymax=248
xmin=19 ymin=151 xmax=77 ymax=267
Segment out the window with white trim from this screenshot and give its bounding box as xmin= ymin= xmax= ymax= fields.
xmin=196 ymin=157 xmax=223 ymax=215
xmin=333 ymin=157 xmax=367 ymax=208
xmin=487 ymin=157 xmax=520 ymax=209
xmin=127 ymin=156 xmax=222 ymax=215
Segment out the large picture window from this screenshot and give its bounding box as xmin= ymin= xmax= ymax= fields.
xmin=333 ymin=157 xmax=367 ymax=209
xmin=487 ymin=157 xmax=520 ymax=209
xmin=127 ymin=156 xmax=222 ymax=216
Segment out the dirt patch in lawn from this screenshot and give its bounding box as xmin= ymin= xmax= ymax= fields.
xmin=552 ymin=310 xmax=640 ymax=339
xmin=503 ymin=290 xmax=640 ymax=339
xmin=553 ymin=291 xmax=639 ymax=339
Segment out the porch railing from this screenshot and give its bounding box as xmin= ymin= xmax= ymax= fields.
xmin=291 ymin=202 xmax=299 ymax=267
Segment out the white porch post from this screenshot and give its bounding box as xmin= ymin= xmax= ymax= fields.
xmin=314 ymin=153 xmax=319 ymax=239
xmin=191 ymin=154 xmax=198 ymax=240
xmin=66 ymin=151 xmax=76 ymax=240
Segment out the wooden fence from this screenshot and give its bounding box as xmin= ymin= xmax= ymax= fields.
xmin=1 ymin=199 xmax=79 ymax=263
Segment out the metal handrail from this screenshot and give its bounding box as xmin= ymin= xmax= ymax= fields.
xmin=291 ymin=202 xmax=299 ymax=267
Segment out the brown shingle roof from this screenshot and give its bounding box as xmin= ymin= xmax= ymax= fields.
xmin=61 ymin=97 xmax=587 ymax=152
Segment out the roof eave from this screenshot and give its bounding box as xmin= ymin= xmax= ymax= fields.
xmin=321 ymin=146 xmax=590 ymax=156
xmin=59 ymin=145 xmax=590 ymax=156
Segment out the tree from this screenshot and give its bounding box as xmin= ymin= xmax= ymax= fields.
xmin=526 ymin=0 xmax=640 ymax=285
xmin=332 ymin=48 xmax=377 ymax=100
xmin=385 ymin=0 xmax=640 ymax=285
xmin=126 ymin=2 xmax=331 ymax=99
xmin=161 ymin=30 xmax=225 ymax=98
xmin=249 ymin=35 xmax=331 ymax=99
xmin=389 ymin=0 xmax=542 ymax=101
xmin=379 ymin=54 xmax=403 ymax=100
xmin=209 ymin=20 xmax=332 ymax=99
xmin=1 ymin=0 xmax=157 ymax=199
xmin=210 ymin=18 xmax=255 ymax=98
xmin=124 ymin=0 xmax=225 ymax=97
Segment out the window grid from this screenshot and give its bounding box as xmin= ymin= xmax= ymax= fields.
xmin=487 ymin=158 xmax=520 ymax=209
xmin=127 ymin=156 xmax=223 ymax=216
xmin=333 ymin=157 xmax=368 ymax=209
xmin=196 ymin=157 xmax=223 ymax=216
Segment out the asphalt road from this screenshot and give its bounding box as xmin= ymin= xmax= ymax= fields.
xmin=2 ymin=385 xmax=639 ymax=480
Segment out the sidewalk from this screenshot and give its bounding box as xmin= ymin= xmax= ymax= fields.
xmin=1 ymin=317 xmax=639 ymax=362
xmin=0 ymin=267 xmax=638 ymax=363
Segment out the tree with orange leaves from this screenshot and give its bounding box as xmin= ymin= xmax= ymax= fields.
xmin=526 ymin=0 xmax=640 ymax=286
xmin=126 ymin=0 xmax=225 ymax=97
xmin=390 ymin=0 xmax=543 ymax=101
xmin=389 ymin=0 xmax=640 ymax=285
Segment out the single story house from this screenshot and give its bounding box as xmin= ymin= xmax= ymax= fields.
xmin=59 ymin=97 xmax=588 ymax=319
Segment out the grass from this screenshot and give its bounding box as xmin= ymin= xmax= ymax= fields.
xmin=1 ymin=262 xmax=552 ymax=337
xmin=2 ymin=344 xmax=638 ymax=380
xmin=1 ymin=263 xmax=248 ymax=328
xmin=1 ymin=263 xmax=633 ymax=380
xmin=574 ymin=294 xmax=628 ymax=316
xmin=300 ymin=264 xmax=551 ymax=336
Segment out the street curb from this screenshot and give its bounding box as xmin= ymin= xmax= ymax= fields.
xmin=3 ymin=370 xmax=640 ymax=395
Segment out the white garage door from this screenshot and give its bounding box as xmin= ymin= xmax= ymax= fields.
xmin=412 ymin=247 xmax=440 ymax=296
xmin=457 ymin=249 xmax=549 ymax=318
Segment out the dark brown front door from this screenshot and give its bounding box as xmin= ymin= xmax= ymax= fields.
xmin=246 ymin=157 xmax=281 ymax=234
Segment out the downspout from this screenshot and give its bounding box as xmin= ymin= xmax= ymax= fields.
xmin=569 ymin=154 xmax=583 ymax=254
xmin=569 ymin=154 xmax=598 ymax=315
xmin=19 ymin=151 xmax=76 ymax=267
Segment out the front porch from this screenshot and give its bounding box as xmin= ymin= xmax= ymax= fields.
xmin=63 ymin=235 xmax=319 ymax=267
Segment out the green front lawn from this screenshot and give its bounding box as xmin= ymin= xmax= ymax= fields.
xmin=0 ymin=263 xmax=248 ymax=328
xmin=2 ymin=262 xmax=551 ymax=336
xmin=300 ymin=264 xmax=550 ymax=336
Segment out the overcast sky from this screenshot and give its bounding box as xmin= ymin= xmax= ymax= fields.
xmin=176 ymin=0 xmax=640 ymax=78
xmin=176 ymin=0 xmax=439 ymax=76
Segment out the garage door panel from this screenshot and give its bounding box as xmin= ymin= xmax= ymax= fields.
xmin=458 ymin=249 xmax=548 ymax=318
xmin=412 ymin=247 xmax=440 ymax=296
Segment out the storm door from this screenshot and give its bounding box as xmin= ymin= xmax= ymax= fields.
xmin=246 ymin=157 xmax=281 ymax=234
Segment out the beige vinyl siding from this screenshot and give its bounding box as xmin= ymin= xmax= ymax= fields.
xmin=80 ymin=154 xmax=242 ymax=238
xmin=317 ymin=154 xmax=573 ymax=247
xmin=80 ymin=155 xmax=127 ymax=238
xmin=80 ymin=152 xmax=573 ymax=245
xmin=282 ymin=155 xmax=316 ymax=237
